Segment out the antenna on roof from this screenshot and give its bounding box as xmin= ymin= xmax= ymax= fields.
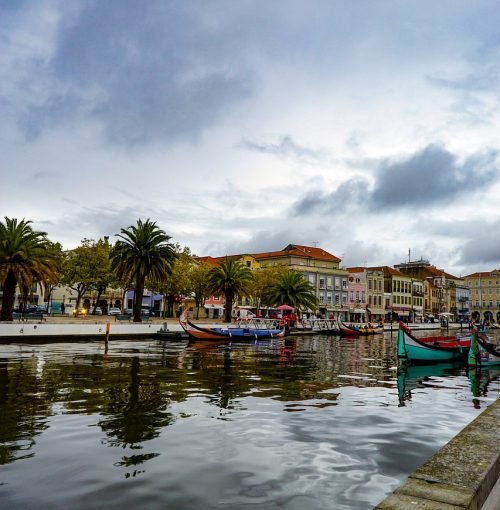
xmin=408 ymin=248 xmax=411 ymax=263
xmin=312 ymin=241 xmax=319 ymax=247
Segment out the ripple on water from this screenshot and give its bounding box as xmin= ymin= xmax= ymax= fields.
xmin=0 ymin=335 xmax=496 ymax=510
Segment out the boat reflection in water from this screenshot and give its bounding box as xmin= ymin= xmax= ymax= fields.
xmin=468 ymin=367 xmax=500 ymax=409
xmin=397 ymin=363 xmax=464 ymax=407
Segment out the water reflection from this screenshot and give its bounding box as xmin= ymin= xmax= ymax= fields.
xmin=0 ymin=333 xmax=499 ymax=510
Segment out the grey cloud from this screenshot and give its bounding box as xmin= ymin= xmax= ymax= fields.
xmin=16 ymin=1 xmax=255 ymax=145
xmin=293 ymin=177 xmax=369 ymax=216
xmin=460 ymin=236 xmax=500 ymax=267
xmin=241 ymin=136 xmax=327 ymax=162
xmin=290 ymin=145 xmax=499 ymax=217
xmin=369 ymin=145 xmax=498 ymax=209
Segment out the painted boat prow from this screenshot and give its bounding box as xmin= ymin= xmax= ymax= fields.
xmin=468 ymin=330 xmax=500 ymax=367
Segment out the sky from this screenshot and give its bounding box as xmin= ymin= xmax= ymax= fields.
xmin=1 ymin=0 xmax=500 ymax=277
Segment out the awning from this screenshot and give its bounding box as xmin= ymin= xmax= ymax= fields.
xmin=353 ymin=308 xmax=366 ymax=314
xmin=204 ymin=304 xmax=224 ymax=310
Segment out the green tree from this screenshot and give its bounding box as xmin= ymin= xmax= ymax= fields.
xmin=149 ymin=248 xmax=193 ymax=317
xmin=110 ymin=219 xmax=177 ymax=322
xmin=207 ymin=258 xmax=253 ymax=323
xmin=61 ymin=238 xmax=113 ymax=310
xmin=265 ymin=269 xmax=318 ymax=311
xmin=249 ymin=265 xmax=287 ymax=311
xmin=190 ymin=262 xmax=212 ymax=319
xmin=0 ymin=217 xmax=59 ymax=321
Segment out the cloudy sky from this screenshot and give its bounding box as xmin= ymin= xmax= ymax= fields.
xmin=1 ymin=0 xmax=500 ymax=276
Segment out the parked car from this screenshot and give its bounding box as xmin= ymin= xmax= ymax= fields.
xmin=124 ymin=308 xmax=133 ymax=315
xmin=72 ymin=307 xmax=88 ymax=316
xmin=108 ymin=307 xmax=121 ymax=316
xmin=89 ymin=307 xmax=103 ymax=315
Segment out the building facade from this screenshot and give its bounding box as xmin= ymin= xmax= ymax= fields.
xmin=346 ymin=267 xmax=367 ymax=322
xmin=464 ymin=270 xmax=500 ymax=323
xmin=254 ymin=244 xmax=349 ymax=320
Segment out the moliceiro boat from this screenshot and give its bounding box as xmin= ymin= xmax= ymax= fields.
xmin=397 ymin=322 xmax=470 ymax=364
xmin=468 ymin=330 xmax=500 ymax=367
xmin=179 ymin=314 xmax=285 ymax=341
xmin=339 ymin=322 xmax=384 ymax=337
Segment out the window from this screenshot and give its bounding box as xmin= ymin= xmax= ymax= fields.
xmin=327 ymin=293 xmax=332 ymax=305
xmin=350 ymin=291 xmax=354 ymax=303
xmin=355 ymin=291 xmax=360 ymax=302
xmin=368 ymin=279 xmax=372 ymax=290
xmin=246 ymin=261 xmax=251 ymax=267
xmin=319 ymin=294 xmax=325 ymax=304
xmin=327 ymin=276 xmax=333 ymax=288
xmin=369 ymin=295 xmax=372 ymax=305
xmin=342 ymin=280 xmax=347 ymax=289
xmin=309 ymin=274 xmax=315 ymax=284
xmin=335 ymin=295 xmax=340 ymax=304
xmin=214 ymin=296 xmax=220 ymax=301
xmin=319 ymin=278 xmax=325 ymax=289
xmin=362 ymin=291 xmax=365 ymax=303
xmin=342 ymin=295 xmax=347 ymax=304
xmin=378 ymin=296 xmax=382 ymax=306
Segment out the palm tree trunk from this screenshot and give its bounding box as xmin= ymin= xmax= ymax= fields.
xmin=0 ymin=270 xmax=17 ymax=321
xmin=224 ymin=290 xmax=234 ymax=323
xmin=133 ymin=276 xmax=144 ymax=322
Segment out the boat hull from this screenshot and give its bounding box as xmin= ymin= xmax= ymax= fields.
xmin=180 ymin=318 xmax=285 ymax=341
xmin=397 ymin=325 xmax=470 ymax=364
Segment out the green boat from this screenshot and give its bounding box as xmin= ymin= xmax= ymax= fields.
xmin=468 ymin=330 xmax=500 ymax=367
xmin=397 ymin=322 xmax=470 ymax=364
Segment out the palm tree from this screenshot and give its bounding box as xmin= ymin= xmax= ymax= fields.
xmin=207 ymin=258 xmax=254 ymax=323
xmin=0 ymin=217 xmax=59 ymax=321
xmin=110 ymin=219 xmax=176 ymax=322
xmin=265 ymin=269 xmax=318 ymax=311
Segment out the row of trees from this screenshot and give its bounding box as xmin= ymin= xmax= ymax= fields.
xmin=0 ymin=216 xmax=317 ymax=323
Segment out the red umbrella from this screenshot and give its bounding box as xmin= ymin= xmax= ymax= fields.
xmin=276 ymin=304 xmax=294 ymax=311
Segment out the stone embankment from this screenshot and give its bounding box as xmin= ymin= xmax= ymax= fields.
xmin=0 ymin=315 xmax=180 ymax=341
xmin=375 ymin=398 xmax=500 ymax=509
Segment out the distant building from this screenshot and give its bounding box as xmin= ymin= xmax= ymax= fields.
xmin=395 ymin=259 xmax=468 ymax=321
xmin=253 ymin=244 xmax=349 ymax=320
xmin=346 ymin=267 xmax=367 ymax=322
xmin=463 ymin=270 xmax=500 ymax=323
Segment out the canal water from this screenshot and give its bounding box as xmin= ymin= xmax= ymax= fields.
xmin=1 ymin=332 xmax=499 ymax=510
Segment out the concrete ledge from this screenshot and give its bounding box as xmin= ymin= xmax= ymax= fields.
xmin=375 ymin=399 xmax=500 ymax=509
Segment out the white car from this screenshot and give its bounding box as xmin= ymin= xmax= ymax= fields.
xmin=108 ymin=307 xmax=121 ymax=316
xmin=89 ymin=306 xmax=103 ymax=315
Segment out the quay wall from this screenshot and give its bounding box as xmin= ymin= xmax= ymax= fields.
xmin=0 ymin=321 xmax=171 ymax=341
xmin=374 ymin=398 xmax=500 ymax=509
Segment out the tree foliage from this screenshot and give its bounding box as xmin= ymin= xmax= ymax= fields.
xmin=248 ymin=265 xmax=287 ymax=310
xmin=149 ymin=247 xmax=193 ymax=317
xmin=265 ymin=269 xmax=318 ymax=310
xmin=207 ymin=258 xmax=254 ymax=323
xmin=110 ymin=219 xmax=176 ymax=322
xmin=0 ymin=217 xmax=60 ymax=321
xmin=190 ymin=262 xmax=212 ymax=318
xmin=61 ymin=238 xmax=113 ymax=310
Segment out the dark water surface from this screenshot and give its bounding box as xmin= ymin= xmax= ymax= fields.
xmin=1 ymin=332 xmax=499 ymax=510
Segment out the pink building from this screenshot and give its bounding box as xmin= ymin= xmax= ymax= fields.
xmin=346 ymin=267 xmax=367 ymax=322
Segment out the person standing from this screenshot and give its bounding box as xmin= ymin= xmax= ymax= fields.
xmin=61 ymin=302 xmax=65 ymax=315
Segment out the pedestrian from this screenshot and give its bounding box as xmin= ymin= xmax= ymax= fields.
xmin=61 ymin=302 xmax=65 ymax=315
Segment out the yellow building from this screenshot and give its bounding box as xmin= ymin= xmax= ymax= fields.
xmin=464 ymin=270 xmax=500 ymax=323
